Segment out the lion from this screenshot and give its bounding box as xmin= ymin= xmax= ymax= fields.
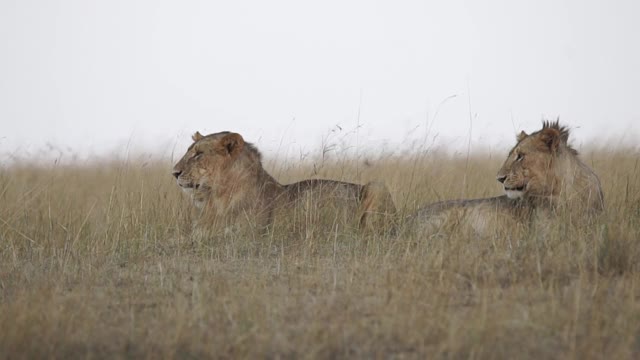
xmin=409 ymin=120 xmax=604 ymax=237
xmin=172 ymin=131 xmax=396 ymax=237
xmin=496 ymin=120 xmax=604 ymax=212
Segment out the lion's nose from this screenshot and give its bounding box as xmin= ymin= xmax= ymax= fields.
xmin=172 ymin=170 xmax=182 ymax=179
xmin=496 ymin=175 xmax=507 ymax=184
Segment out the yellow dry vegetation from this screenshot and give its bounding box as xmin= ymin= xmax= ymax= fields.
xmin=1 ymin=144 xmax=639 ymax=359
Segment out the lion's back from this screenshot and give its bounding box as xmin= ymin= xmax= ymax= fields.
xmin=409 ymin=196 xmax=527 ymax=237
xmin=281 ymin=179 xmax=362 ymax=214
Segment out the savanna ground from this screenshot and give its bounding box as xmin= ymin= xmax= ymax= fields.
xmin=1 ymin=145 xmax=640 ymax=359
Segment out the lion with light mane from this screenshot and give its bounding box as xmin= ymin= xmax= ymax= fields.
xmin=410 ymin=120 xmax=604 ymax=236
xmin=172 ymin=131 xmax=396 ymax=235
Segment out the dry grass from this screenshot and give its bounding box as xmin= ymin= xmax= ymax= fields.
xmin=1 ymin=147 xmax=640 ymax=359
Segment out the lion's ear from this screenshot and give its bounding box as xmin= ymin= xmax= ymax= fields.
xmin=192 ymin=131 xmax=204 ymax=142
xmin=539 ymin=127 xmax=561 ymax=152
xmin=219 ymin=133 xmax=245 ymax=158
xmin=517 ymin=131 xmax=528 ymax=142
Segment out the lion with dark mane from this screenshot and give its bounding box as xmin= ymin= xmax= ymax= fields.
xmin=172 ymin=131 xmax=396 ymax=236
xmin=410 ymin=120 xmax=604 ymax=236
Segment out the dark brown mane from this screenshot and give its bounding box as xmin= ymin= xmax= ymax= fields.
xmin=244 ymin=142 xmax=263 ymax=163
xmin=540 ymin=119 xmax=578 ymax=155
xmin=541 ymin=119 xmax=570 ymax=142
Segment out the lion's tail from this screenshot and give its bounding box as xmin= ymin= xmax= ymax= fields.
xmin=358 ymin=180 xmax=397 ymax=234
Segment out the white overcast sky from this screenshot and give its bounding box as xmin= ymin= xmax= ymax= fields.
xmin=1 ymin=0 xmax=639 ymax=161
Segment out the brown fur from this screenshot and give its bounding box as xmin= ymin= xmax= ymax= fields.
xmin=409 ymin=195 xmax=531 ymax=238
xmin=496 ymin=119 xmax=604 ymax=213
xmin=410 ymin=120 xmax=604 ymax=237
xmin=172 ymin=131 xmax=396 ymax=235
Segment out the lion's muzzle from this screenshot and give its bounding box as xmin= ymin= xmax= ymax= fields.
xmin=503 ymin=184 xmax=525 ymax=199
xmin=172 ymin=169 xmax=200 ymax=189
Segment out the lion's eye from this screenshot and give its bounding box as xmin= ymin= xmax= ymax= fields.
xmin=194 ymin=151 xmax=203 ymax=159
xmin=516 ymin=153 xmax=524 ymax=162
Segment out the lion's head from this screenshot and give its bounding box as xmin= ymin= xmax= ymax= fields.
xmin=172 ymin=131 xmax=262 ymax=208
xmin=496 ymin=120 xmax=604 ymax=212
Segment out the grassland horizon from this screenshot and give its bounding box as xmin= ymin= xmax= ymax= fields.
xmin=1 ymin=143 xmax=639 ymax=359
